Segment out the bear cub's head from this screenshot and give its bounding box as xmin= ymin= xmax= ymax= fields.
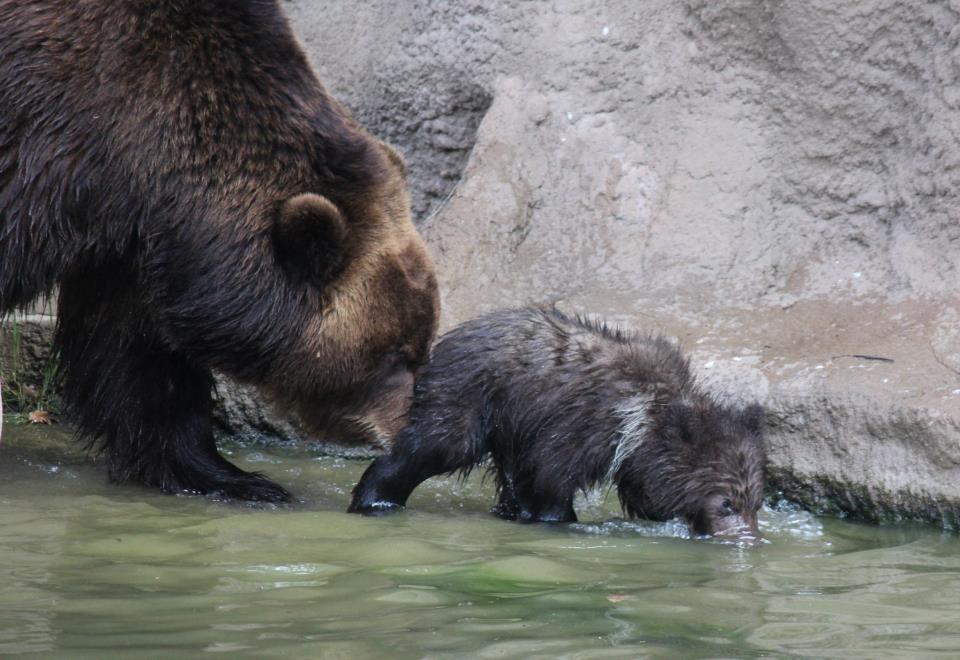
xmin=618 ymin=401 xmax=766 ymax=538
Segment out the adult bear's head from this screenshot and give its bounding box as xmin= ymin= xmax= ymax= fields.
xmin=116 ymin=1 xmax=440 ymax=449
xmin=266 ymin=138 xmax=440 ymax=447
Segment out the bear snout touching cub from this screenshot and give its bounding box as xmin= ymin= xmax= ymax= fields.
xmin=349 ymin=307 xmax=766 ymax=538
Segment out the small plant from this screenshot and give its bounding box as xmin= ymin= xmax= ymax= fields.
xmin=1 ymin=319 xmax=60 ymax=425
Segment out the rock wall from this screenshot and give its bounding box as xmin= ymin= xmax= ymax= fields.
xmin=285 ymin=0 xmax=960 ymax=526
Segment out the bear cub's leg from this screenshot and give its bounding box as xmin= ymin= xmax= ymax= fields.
xmin=492 ymin=471 xmax=577 ymax=523
xmin=56 ymin=279 xmax=290 ymax=502
xmin=349 ymin=426 xmax=478 ymax=514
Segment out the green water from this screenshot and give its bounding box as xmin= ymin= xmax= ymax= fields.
xmin=1 ymin=424 xmax=959 ymax=658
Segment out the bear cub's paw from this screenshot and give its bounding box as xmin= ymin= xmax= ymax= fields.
xmin=346 ymin=500 xmax=404 ymax=516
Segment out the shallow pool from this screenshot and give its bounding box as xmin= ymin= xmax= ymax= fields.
xmin=1 ymin=423 xmax=959 ymax=658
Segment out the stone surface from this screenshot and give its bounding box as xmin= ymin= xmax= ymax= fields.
xmin=3 ymin=1 xmax=959 ymax=527
xmin=210 ymin=378 xmax=380 ymax=459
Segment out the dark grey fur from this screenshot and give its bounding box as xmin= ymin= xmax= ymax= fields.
xmin=349 ymin=307 xmax=766 ymax=536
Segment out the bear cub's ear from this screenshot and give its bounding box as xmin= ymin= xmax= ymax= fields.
xmin=740 ymin=404 xmax=765 ymax=434
xmin=273 ymin=193 xmax=348 ymax=287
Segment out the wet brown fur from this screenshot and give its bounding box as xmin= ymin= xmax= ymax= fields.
xmin=0 ymin=0 xmax=439 ymax=500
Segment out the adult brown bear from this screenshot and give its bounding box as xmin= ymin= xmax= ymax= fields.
xmin=0 ymin=0 xmax=439 ymax=501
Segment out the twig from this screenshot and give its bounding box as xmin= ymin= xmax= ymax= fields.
xmin=830 ymin=354 xmax=895 ymax=363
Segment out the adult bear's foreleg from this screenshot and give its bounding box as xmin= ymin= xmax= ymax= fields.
xmin=56 ymin=274 xmax=290 ymax=502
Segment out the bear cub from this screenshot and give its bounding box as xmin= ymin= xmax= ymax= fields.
xmin=349 ymin=307 xmax=766 ymax=537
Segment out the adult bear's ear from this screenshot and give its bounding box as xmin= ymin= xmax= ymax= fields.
xmin=273 ymin=193 xmax=348 ymax=286
xmin=378 ymin=139 xmax=408 ymax=177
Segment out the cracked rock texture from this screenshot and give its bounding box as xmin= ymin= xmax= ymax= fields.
xmin=2 ymin=1 xmax=959 ymax=526
xmin=284 ymin=0 xmax=960 ymax=526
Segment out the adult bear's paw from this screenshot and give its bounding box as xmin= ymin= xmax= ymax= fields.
xmin=150 ymin=461 xmax=293 ymax=503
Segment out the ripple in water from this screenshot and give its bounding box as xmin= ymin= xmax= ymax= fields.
xmin=0 ymin=427 xmax=957 ymax=658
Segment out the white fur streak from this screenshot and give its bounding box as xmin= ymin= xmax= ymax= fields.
xmin=607 ymin=393 xmax=653 ymax=480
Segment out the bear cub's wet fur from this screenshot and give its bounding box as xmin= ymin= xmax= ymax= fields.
xmin=349 ymin=307 xmax=766 ymax=536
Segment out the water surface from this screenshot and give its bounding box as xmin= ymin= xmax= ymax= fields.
xmin=1 ymin=424 xmax=959 ymax=658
